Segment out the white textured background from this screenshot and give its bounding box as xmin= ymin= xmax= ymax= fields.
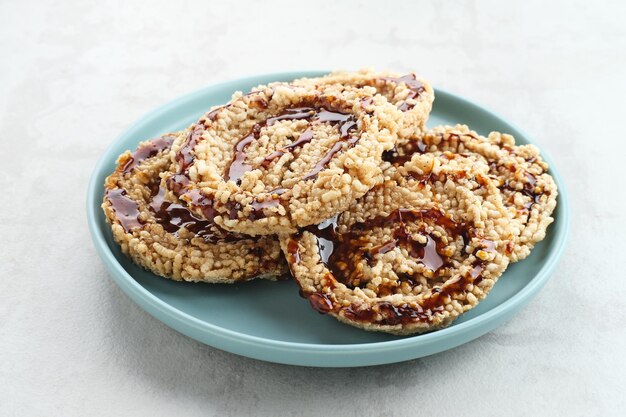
xmin=1 ymin=1 xmax=624 ymax=416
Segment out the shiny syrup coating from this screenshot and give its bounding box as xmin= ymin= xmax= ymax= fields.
xmin=225 ymin=104 xmax=359 ymax=183
xmin=149 ymin=188 xmax=238 ymax=243
xmin=261 ymin=128 xmax=314 ymax=167
xmin=335 ymin=208 xmax=465 ymax=286
xmin=383 ymin=130 xmax=480 ymax=166
xmin=184 ymin=188 xmax=219 ymax=224
xmin=289 ymin=208 xmax=494 ymax=324
xmin=302 ymin=135 xmax=358 ymax=181
xmin=249 ymin=199 xmax=281 ymax=217
xmin=175 ymin=125 xmax=205 ymax=173
xmin=168 ymin=123 xmax=233 ymax=225
xmin=520 ymin=172 xmax=542 ymax=209
xmin=382 ymin=139 xmax=427 ymax=165
xmin=418 ymin=130 xmax=547 ymax=213
xmin=303 ymin=215 xmax=340 ymax=264
xmin=121 ymin=134 xmax=176 ymax=173
xmin=227 ymin=130 xmax=258 ymax=182
xmin=110 ymin=131 xmax=243 ymax=243
xmin=168 ymin=96 xmax=362 ymax=223
xmin=105 ymin=189 xmax=143 ymax=232
xmin=381 ymin=74 xmax=426 ymax=111
xmin=390 ymin=132 xmax=548 ymax=214
xmin=502 ymin=173 xmax=543 ymax=211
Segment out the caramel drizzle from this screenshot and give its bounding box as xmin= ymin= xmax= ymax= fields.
xmin=168 ymin=94 xmax=364 ymax=222
xmin=389 ymin=131 xmax=547 ymax=212
xmin=108 ymin=134 xmax=176 ymax=232
xmin=518 ymin=172 xmax=542 ymax=210
xmin=167 ymin=122 xmax=242 ymax=229
xmin=434 ymin=131 xmax=546 ymax=212
xmin=110 ymin=133 xmax=240 ymax=242
xmin=381 ymin=73 xmax=426 ymax=111
xmin=121 ymin=134 xmax=176 ymax=173
xmin=382 ymin=139 xmax=428 ymax=165
xmin=105 ymin=189 xmax=143 ymax=232
xmin=302 ymin=134 xmax=358 ymax=181
xmin=225 ymin=106 xmax=358 ymax=183
xmin=175 ymin=125 xmax=205 ymax=173
xmin=149 ymin=187 xmax=239 ymax=243
xmin=289 ymin=208 xmax=496 ymax=325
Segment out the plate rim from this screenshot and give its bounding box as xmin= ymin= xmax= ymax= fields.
xmin=86 ymin=71 xmax=570 ymax=366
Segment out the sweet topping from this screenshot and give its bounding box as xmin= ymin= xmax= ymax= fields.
xmin=390 ymin=125 xmax=558 ymax=261
xmin=122 ymin=134 xmax=176 ymax=173
xmin=380 ymin=73 xmax=426 ymax=111
xmin=283 ymin=152 xmax=515 ymax=335
xmin=149 ymin=187 xmax=238 ymax=243
xmin=164 ymin=81 xmax=401 ymax=235
xmin=102 ymin=129 xmax=287 ymax=283
xmin=101 ymin=71 xmax=557 ymax=336
xmin=225 ymin=106 xmax=359 ymax=183
xmin=105 ymin=189 xmax=143 ymax=232
xmin=291 ymin=69 xmax=434 ymax=135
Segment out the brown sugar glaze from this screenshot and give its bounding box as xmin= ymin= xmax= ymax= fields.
xmin=349 ymin=73 xmax=426 ymax=113
xmin=225 ymin=104 xmax=359 ymax=183
xmin=392 ymin=131 xmax=548 ymax=213
xmin=149 ymin=187 xmax=241 ymax=243
xmin=166 ymin=119 xmax=249 ymax=223
xmin=288 ymin=207 xmax=496 ymax=326
xmin=168 ymin=94 xmax=364 ymax=222
xmin=107 ymin=135 xmax=176 ymax=233
xmin=121 ymin=134 xmax=176 ymax=173
xmin=107 ymin=136 xmax=242 ymax=243
xmin=383 ymin=139 xmax=428 ymax=165
xmin=380 ymin=74 xmax=426 ymax=111
xmin=105 ymin=189 xmax=143 ymax=232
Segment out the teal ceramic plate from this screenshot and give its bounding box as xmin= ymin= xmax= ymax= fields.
xmin=87 ymin=71 xmax=570 ymax=367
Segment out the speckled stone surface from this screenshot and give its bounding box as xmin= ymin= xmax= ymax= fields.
xmin=1 ymin=1 xmax=625 ymax=416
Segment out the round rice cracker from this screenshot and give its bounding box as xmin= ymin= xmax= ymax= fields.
xmin=282 ymin=153 xmax=515 ymax=335
xmin=385 ymin=124 xmax=558 ymax=262
xmin=102 ymin=132 xmax=288 ymax=283
xmin=164 ymin=83 xmax=403 ymax=236
xmin=290 ymin=69 xmax=434 ymax=137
